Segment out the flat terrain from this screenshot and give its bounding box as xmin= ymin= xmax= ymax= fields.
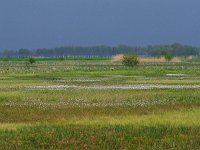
xmin=1 ymin=59 xmax=200 ymax=149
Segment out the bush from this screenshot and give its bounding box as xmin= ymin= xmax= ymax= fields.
xmin=28 ymin=58 xmax=36 ymax=64
xmin=164 ymin=53 xmax=173 ymax=62
xmin=2 ymin=58 xmax=9 ymax=62
xmin=122 ymin=54 xmax=139 ymax=67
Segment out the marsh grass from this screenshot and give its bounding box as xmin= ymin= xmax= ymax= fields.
xmin=1 ymin=125 xmax=200 ymax=149
xmin=1 ymin=59 xmax=200 ymax=149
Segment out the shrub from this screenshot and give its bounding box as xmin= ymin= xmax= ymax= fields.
xmin=28 ymin=58 xmax=36 ymax=64
xmin=2 ymin=58 xmax=9 ymax=62
xmin=164 ymin=53 xmax=173 ymax=62
xmin=122 ymin=54 xmax=139 ymax=67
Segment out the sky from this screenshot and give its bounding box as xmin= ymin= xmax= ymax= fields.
xmin=0 ymin=0 xmax=200 ymax=50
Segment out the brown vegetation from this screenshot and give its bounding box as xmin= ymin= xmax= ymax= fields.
xmin=111 ymin=54 xmax=124 ymax=63
xmin=112 ymin=54 xmax=182 ymax=63
xmin=139 ymin=57 xmax=181 ymax=63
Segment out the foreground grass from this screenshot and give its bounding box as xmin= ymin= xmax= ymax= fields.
xmin=1 ymin=107 xmax=200 ymax=149
xmin=1 ymin=125 xmax=200 ymax=149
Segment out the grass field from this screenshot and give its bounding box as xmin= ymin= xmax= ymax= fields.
xmin=1 ymin=58 xmax=200 ymax=149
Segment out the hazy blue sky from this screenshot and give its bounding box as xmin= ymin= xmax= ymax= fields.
xmin=0 ymin=0 xmax=200 ymax=50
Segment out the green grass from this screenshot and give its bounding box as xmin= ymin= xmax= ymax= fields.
xmin=1 ymin=125 xmax=200 ymax=149
xmin=0 ymin=88 xmax=200 ymax=103
xmin=0 ymin=59 xmax=200 ymax=149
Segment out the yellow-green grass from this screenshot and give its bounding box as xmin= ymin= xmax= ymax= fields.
xmin=1 ymin=107 xmax=200 ymax=130
xmin=1 ymin=108 xmax=200 ymax=149
xmin=0 ymin=88 xmax=200 ymax=104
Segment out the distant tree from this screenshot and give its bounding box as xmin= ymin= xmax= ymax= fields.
xmin=18 ymin=48 xmax=32 ymax=57
xmin=160 ymin=51 xmax=168 ymax=56
xmin=2 ymin=49 xmax=15 ymax=58
xmin=122 ymin=53 xmax=139 ymax=67
xmin=0 ymin=44 xmax=199 ymax=58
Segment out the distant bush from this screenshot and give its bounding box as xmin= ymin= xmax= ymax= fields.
xmin=28 ymin=58 xmax=36 ymax=64
xmin=2 ymin=58 xmax=9 ymax=62
xmin=122 ymin=54 xmax=139 ymax=67
xmin=164 ymin=53 xmax=173 ymax=62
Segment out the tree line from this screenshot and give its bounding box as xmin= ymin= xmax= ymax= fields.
xmin=0 ymin=43 xmax=199 ymax=58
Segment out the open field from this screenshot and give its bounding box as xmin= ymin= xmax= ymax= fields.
xmin=1 ymin=58 xmax=200 ymax=149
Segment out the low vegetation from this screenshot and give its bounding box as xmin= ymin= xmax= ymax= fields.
xmin=122 ymin=53 xmax=139 ymax=67
xmin=28 ymin=57 xmax=36 ymax=64
xmin=0 ymin=57 xmax=200 ymax=149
